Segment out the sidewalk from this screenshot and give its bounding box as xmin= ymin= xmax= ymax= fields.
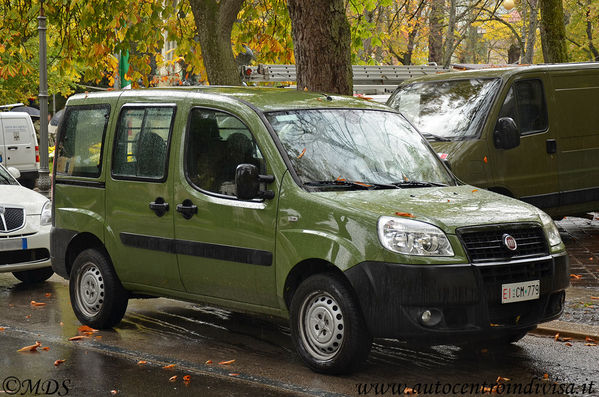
xmin=534 ymin=214 xmax=599 ymax=339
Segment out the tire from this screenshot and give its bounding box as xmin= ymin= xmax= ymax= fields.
xmin=290 ymin=273 xmax=372 ymax=374
xmin=69 ymin=248 xmax=128 ymax=329
xmin=12 ymin=267 xmax=54 ymax=283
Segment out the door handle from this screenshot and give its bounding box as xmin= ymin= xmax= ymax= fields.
xmin=7 ymin=146 xmax=17 ymax=150
xmin=546 ymin=139 xmax=557 ymax=154
xmin=149 ymin=197 xmax=169 ymax=217
xmin=176 ymin=199 xmax=198 ymax=220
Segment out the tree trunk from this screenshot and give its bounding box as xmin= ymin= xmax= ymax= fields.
xmin=428 ymin=0 xmax=444 ymax=64
xmin=539 ymin=0 xmax=569 ymax=62
xmin=442 ymin=0 xmax=456 ymax=66
xmin=189 ymin=0 xmax=244 ymax=85
xmin=585 ymin=0 xmax=599 ymax=61
xmin=287 ymin=0 xmax=352 ymax=95
xmin=522 ymin=0 xmax=539 ymax=63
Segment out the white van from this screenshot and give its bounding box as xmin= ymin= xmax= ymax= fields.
xmin=0 ymin=112 xmax=40 ymax=188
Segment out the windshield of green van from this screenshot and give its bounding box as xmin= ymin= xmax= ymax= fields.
xmin=265 ymin=109 xmax=455 ymax=190
xmin=387 ymin=78 xmax=501 ymax=140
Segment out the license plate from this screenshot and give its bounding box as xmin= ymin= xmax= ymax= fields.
xmin=0 ymin=238 xmax=26 ymax=251
xmin=501 ymin=280 xmax=540 ymax=304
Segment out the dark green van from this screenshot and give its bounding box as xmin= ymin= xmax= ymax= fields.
xmin=387 ymin=62 xmax=599 ymax=219
xmin=51 ymin=87 xmax=568 ymax=374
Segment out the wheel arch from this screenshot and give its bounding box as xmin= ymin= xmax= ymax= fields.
xmin=65 ymin=232 xmax=111 ymax=277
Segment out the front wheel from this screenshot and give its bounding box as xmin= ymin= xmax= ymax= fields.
xmin=69 ymin=248 xmax=128 ymax=329
xmin=13 ymin=267 xmax=53 ymax=283
xmin=290 ymin=273 xmax=372 ymax=374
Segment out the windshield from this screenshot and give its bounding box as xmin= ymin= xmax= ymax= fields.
xmin=0 ymin=166 xmax=19 ymax=186
xmin=387 ymin=78 xmax=501 ymax=140
xmin=265 ymin=109 xmax=455 ymax=189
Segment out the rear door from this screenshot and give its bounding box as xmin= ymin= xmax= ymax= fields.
xmin=2 ymin=114 xmax=37 ymax=171
xmin=104 ymin=101 xmax=183 ymax=293
xmin=487 ymin=75 xmax=560 ymax=208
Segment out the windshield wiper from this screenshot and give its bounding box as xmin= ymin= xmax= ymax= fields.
xmin=304 ymin=180 xmax=399 ymax=190
xmin=392 ymin=181 xmax=448 ymax=188
xmin=421 ymin=132 xmax=451 ymax=142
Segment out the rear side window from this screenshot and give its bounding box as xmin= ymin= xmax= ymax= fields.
xmin=498 ymin=79 xmax=548 ymax=135
xmin=55 ymin=105 xmax=110 ymax=177
xmin=112 ymin=106 xmax=175 ymax=180
xmin=185 ymin=108 xmax=265 ymax=198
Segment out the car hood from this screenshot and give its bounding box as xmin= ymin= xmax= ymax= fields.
xmin=0 ymin=186 xmax=48 ymax=215
xmin=316 ymin=185 xmax=543 ymax=233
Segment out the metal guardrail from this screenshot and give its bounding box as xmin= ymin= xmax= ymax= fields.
xmin=241 ymin=64 xmax=449 ymax=94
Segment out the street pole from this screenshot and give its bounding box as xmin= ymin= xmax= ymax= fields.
xmin=38 ymin=0 xmax=50 ymax=196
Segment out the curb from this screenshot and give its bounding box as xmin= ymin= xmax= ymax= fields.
xmin=532 ymin=320 xmax=599 ymax=340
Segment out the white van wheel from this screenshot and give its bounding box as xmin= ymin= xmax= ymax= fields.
xmin=290 ymin=273 xmax=372 ymax=374
xmin=70 ymin=249 xmax=128 ymax=329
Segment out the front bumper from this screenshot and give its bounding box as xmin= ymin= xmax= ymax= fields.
xmin=345 ymin=252 xmax=569 ymax=343
xmin=0 ymin=225 xmax=51 ymax=272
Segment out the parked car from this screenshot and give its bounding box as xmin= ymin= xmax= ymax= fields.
xmin=387 ymin=62 xmax=599 ymax=219
xmin=52 ymin=87 xmax=568 ymax=374
xmin=0 ymin=164 xmax=53 ymax=283
xmin=0 ymin=112 xmax=40 ymax=189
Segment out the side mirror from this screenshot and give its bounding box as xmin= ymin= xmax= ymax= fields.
xmin=7 ymin=167 xmax=21 ymax=179
xmin=494 ymin=117 xmax=520 ymax=150
xmin=235 ymin=164 xmax=275 ymax=201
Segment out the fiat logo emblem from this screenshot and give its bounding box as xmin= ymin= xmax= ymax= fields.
xmin=502 ymin=233 xmax=518 ymax=251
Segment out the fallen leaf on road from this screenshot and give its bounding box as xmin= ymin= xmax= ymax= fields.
xmin=490 ymin=323 xmax=500 ymax=327
xmin=404 ymin=387 xmax=417 ymax=394
xmin=25 ymin=315 xmax=31 ymax=319
xmin=168 ymin=375 xmax=177 ymax=382
xmin=543 ymin=374 xmax=549 ymax=380
xmin=30 ymin=301 xmax=46 ymax=307
xmin=585 ymin=336 xmax=596 ymax=343
xmin=183 ymin=375 xmax=191 ymax=382
xmin=554 ymin=333 xmax=560 ymax=341
xmin=59 ymin=322 xmax=64 ymax=326
xmin=162 ymin=364 xmax=175 ymax=369
xmin=219 ymin=359 xmax=236 ymax=365
xmin=228 ymin=373 xmax=239 ymax=377
xmin=78 ymin=325 xmax=98 ymax=334
xmin=585 ymin=343 xmax=597 ymax=346
xmin=562 ymin=337 xmax=572 ymax=342
xmin=17 ymin=341 xmax=41 ymax=352
xmin=0 ymin=327 xmax=4 ymax=331
xmin=297 ymin=148 xmax=306 ymax=159
xmin=565 ymin=342 xmax=573 ymax=347
xmin=205 ymin=360 xmax=212 ymax=364
xmin=591 ymin=296 xmax=599 ymax=300
xmin=68 ymin=336 xmax=89 ymax=341
xmin=472 ymin=189 xmax=479 ymax=192
xmin=45 ymin=293 xmax=52 ymax=297
xmin=110 ymin=390 xmax=118 ymax=395
xmin=570 ymin=274 xmax=582 ymax=280
xmin=54 ymin=359 xmax=65 ymax=366
xmin=496 ymin=376 xmax=510 ymax=383
xmin=137 ymin=361 xmax=147 ymax=365
xmin=41 ymin=347 xmax=50 ymax=351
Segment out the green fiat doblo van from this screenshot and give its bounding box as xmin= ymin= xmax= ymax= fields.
xmin=51 ymin=87 xmax=568 ymax=374
xmin=387 ymin=62 xmax=599 ymax=219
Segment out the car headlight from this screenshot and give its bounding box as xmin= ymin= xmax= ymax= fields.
xmin=40 ymin=201 xmax=52 ymax=226
xmin=377 ymin=216 xmax=454 ymax=256
xmin=539 ymin=211 xmax=562 ymax=247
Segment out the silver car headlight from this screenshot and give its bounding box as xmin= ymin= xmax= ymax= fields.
xmin=377 ymin=216 xmax=454 ymax=256
xmin=40 ymin=201 xmax=52 ymax=226
xmin=539 ymin=211 xmax=562 ymax=247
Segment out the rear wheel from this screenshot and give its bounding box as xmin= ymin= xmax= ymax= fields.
xmin=12 ymin=267 xmax=53 ymax=283
xmin=70 ymin=249 xmax=128 ymax=329
xmin=290 ymin=273 xmax=372 ymax=374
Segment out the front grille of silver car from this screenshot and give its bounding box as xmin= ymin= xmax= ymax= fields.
xmin=0 ymin=207 xmax=25 ymax=233
xmin=457 ymin=223 xmax=548 ymax=263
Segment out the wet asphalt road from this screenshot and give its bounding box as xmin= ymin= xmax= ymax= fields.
xmin=1 ymin=273 xmax=598 ymax=396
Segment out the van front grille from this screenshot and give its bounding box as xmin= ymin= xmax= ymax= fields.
xmin=0 ymin=207 xmax=25 ymax=233
xmin=458 ymin=224 xmax=548 ymax=263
